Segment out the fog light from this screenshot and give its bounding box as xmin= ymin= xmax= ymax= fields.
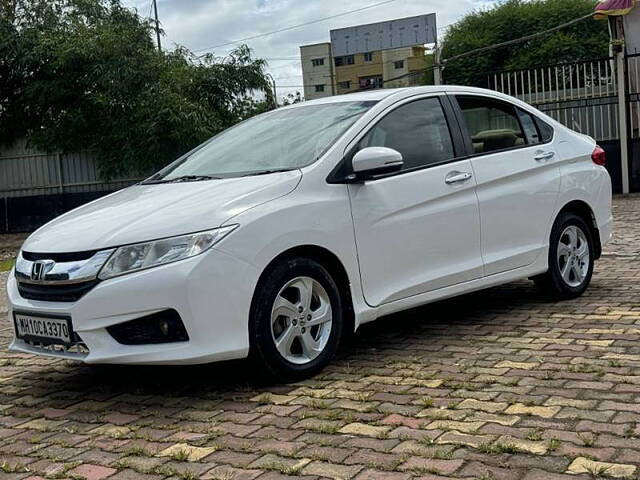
xmin=159 ymin=320 xmax=170 ymax=336
xmin=107 ymin=309 xmax=189 ymax=345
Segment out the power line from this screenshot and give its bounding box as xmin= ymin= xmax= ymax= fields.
xmin=193 ymin=0 xmax=401 ymax=56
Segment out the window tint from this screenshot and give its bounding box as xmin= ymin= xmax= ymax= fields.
xmin=517 ymin=108 xmax=541 ymax=145
xmin=457 ymin=96 xmax=525 ymax=154
xmin=358 ymin=98 xmax=455 ymax=171
xmin=535 ymin=117 xmax=554 ymax=142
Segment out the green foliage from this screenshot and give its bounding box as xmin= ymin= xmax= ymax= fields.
xmin=0 ymin=0 xmax=274 ymax=178
xmin=441 ymin=0 xmax=609 ymax=86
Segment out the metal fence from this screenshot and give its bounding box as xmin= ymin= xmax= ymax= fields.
xmin=0 ymin=139 xmax=142 ymax=232
xmin=488 ymin=56 xmax=620 ymax=141
xmin=479 ymin=53 xmax=640 ymax=193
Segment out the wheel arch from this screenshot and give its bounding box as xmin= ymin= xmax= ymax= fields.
xmin=556 ymin=200 xmax=602 ymax=259
xmin=251 ymin=244 xmax=356 ymax=337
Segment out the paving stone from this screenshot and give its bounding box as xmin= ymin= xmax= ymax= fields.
xmin=67 ymin=464 xmax=118 ymax=480
xmin=302 ymin=460 xmax=362 ymax=480
xmin=338 ymin=423 xmax=390 ymax=437
xmin=1 ymin=196 xmax=640 ymax=480
xmin=504 ymin=403 xmax=561 ymax=418
xmin=566 ymin=457 xmax=636 ymax=478
xmin=157 ymin=443 xmax=218 ymax=461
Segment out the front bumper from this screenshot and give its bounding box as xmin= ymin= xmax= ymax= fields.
xmin=6 ymin=247 xmax=258 ymax=365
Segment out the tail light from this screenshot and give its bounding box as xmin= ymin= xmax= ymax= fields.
xmin=591 ymin=145 xmax=606 ymax=166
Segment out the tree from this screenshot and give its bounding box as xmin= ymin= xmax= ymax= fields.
xmin=281 ymin=91 xmax=303 ymax=105
xmin=440 ymin=0 xmax=609 ymax=86
xmin=0 ymin=0 xmax=275 ymax=178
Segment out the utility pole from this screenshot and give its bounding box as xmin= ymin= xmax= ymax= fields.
xmin=433 ymin=43 xmax=442 ymax=85
xmin=153 ymin=0 xmax=161 ymax=52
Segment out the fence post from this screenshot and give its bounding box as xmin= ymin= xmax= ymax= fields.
xmin=614 ymin=17 xmax=630 ymax=195
xmin=56 ymin=152 xmax=64 ymax=194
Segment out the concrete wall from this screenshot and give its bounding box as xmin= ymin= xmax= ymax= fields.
xmin=300 ymin=43 xmax=334 ymax=100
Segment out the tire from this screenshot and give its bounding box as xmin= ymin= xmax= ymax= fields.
xmin=534 ymin=212 xmax=595 ymax=299
xmin=249 ymin=257 xmax=344 ymax=382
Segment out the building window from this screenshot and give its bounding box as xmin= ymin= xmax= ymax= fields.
xmin=334 ymin=55 xmax=355 ymax=67
xmin=359 ymin=76 xmax=383 ymax=89
xmin=314 ymin=84 xmax=325 ymax=92
xmin=311 ymin=58 xmax=324 ymax=67
xmin=338 ymin=81 xmax=351 ymax=89
xmin=394 ymin=60 xmax=404 ymax=69
xmin=363 ymin=52 xmax=373 ymax=62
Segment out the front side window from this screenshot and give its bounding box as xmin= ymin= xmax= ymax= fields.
xmin=147 ymin=101 xmax=376 ymax=181
xmin=456 ymin=96 xmax=525 ymax=154
xmin=357 ymin=97 xmax=455 ymax=171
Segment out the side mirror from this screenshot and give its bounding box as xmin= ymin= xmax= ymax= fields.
xmin=351 ymin=147 xmax=403 ymax=179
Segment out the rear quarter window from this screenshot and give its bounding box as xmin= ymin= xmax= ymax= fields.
xmin=534 ymin=117 xmax=554 ymax=142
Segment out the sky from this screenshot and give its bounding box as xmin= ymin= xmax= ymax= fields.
xmin=121 ymin=0 xmax=497 ymax=99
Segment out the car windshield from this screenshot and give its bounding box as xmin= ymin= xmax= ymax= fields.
xmin=146 ymin=101 xmax=377 ymax=182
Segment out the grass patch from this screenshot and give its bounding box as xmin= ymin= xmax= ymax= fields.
xmin=0 ymin=258 xmax=15 ymax=272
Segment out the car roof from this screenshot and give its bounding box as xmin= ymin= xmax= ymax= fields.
xmin=294 ymin=85 xmax=517 ymax=106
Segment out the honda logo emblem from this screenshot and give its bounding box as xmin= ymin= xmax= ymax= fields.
xmin=31 ymin=259 xmax=55 ymax=281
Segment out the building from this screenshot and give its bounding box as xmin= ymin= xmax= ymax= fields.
xmin=300 ymin=42 xmax=432 ymax=100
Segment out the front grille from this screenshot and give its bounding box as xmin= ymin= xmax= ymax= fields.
xmin=17 ymin=280 xmax=99 ymax=302
xmin=107 ymin=309 xmax=189 ymax=345
xmin=22 ymin=250 xmax=99 ymax=262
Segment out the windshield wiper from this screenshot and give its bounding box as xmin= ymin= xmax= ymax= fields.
xmin=240 ymin=168 xmax=296 ymax=177
xmin=143 ymin=175 xmax=222 ymax=184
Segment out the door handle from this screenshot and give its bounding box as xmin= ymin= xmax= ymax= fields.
xmin=534 ymin=150 xmax=555 ymax=161
xmin=445 ymin=171 xmax=473 ymax=184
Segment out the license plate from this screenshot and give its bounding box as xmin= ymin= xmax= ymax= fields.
xmin=14 ymin=312 xmax=73 ymax=345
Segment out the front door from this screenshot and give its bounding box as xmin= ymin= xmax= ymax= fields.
xmin=348 ymin=96 xmax=483 ymax=307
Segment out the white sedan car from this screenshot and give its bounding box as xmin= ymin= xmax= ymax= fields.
xmin=7 ymin=86 xmax=612 ymax=380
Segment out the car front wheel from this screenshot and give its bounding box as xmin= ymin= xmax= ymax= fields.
xmin=250 ymin=257 xmax=343 ymax=382
xmin=534 ymin=212 xmax=595 ymax=299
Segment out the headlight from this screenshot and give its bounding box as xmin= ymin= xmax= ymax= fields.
xmin=98 ymin=226 xmax=237 ymax=280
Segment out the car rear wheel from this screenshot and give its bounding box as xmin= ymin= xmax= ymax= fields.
xmin=250 ymin=257 xmax=343 ymax=382
xmin=534 ymin=212 xmax=594 ymax=299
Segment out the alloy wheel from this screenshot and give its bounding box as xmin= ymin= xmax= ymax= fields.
xmin=270 ymin=276 xmax=333 ymax=364
xmin=557 ymin=225 xmax=590 ymax=288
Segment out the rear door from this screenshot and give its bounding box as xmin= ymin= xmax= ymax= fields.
xmin=346 ymin=95 xmax=483 ymax=306
xmin=450 ymin=94 xmax=560 ymax=276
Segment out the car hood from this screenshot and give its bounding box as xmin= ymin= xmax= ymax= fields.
xmin=22 ymin=170 xmax=302 ymax=253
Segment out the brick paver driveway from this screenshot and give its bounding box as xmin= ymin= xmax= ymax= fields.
xmin=1 ymin=197 xmax=639 ymax=480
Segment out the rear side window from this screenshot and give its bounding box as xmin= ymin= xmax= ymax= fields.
xmin=358 ymin=97 xmax=455 ymax=171
xmin=535 ymin=117 xmax=554 ymax=142
xmin=456 ymin=96 xmax=525 ymax=154
xmin=517 ymin=108 xmax=541 ymax=145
